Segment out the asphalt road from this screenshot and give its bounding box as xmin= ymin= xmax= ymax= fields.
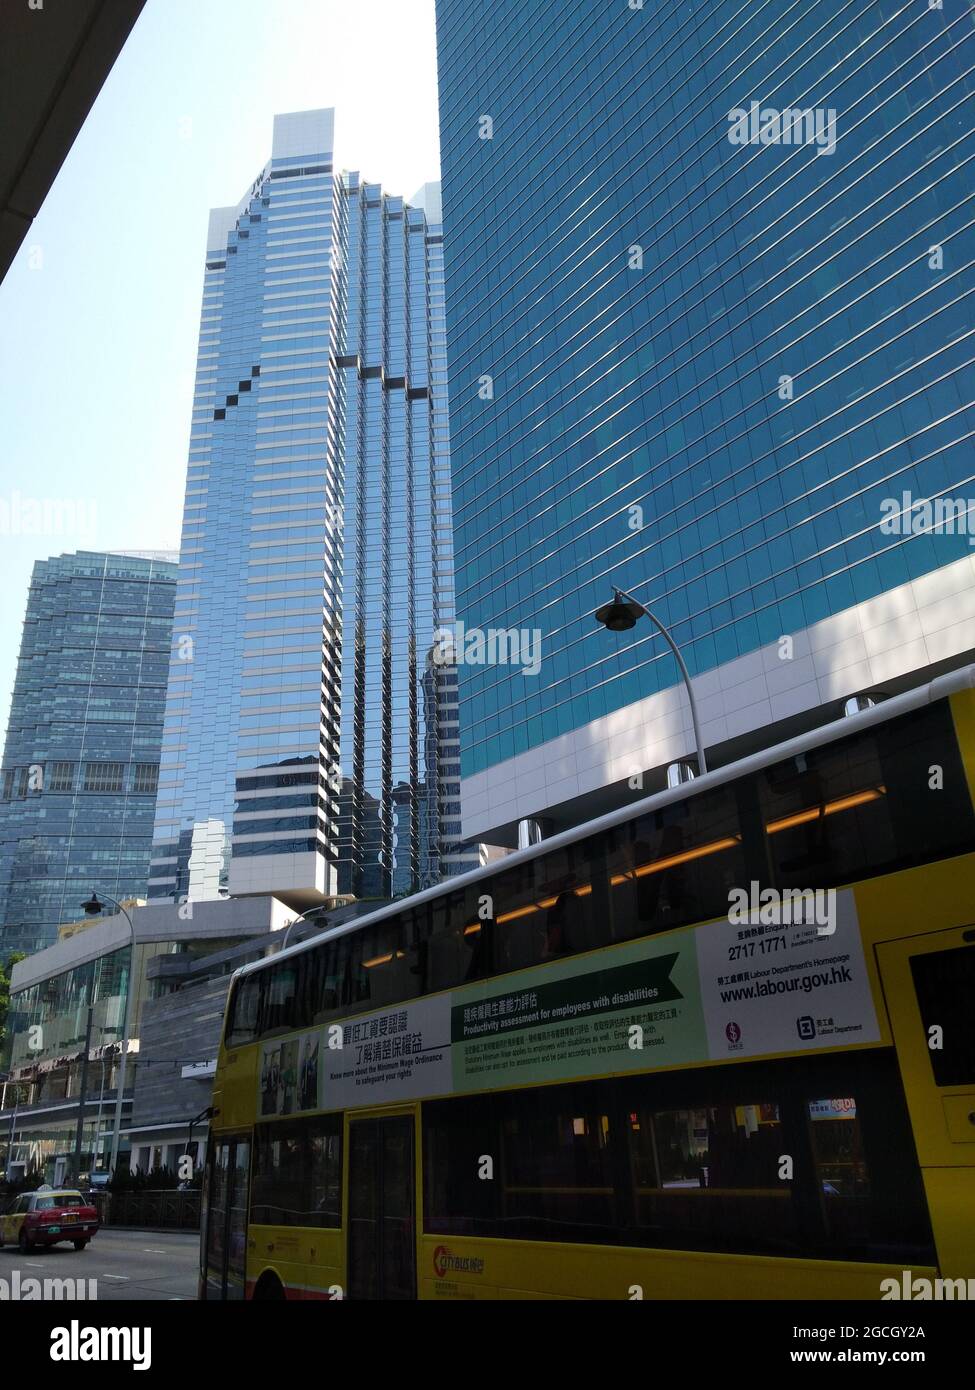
xmin=0 ymin=1228 xmax=199 ymax=1301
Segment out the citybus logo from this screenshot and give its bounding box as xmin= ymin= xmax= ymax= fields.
xmin=433 ymin=1245 xmax=485 ymax=1279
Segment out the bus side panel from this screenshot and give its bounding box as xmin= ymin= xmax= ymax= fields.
xmin=921 ymin=1169 xmax=975 ymax=1281
xmin=874 ymin=923 xmax=975 ymax=1281
xmin=246 ymin=1227 xmax=343 ymax=1301
xmin=215 ymin=1046 xmax=258 ymax=1130
xmin=417 ymin=1236 xmax=934 ymax=1300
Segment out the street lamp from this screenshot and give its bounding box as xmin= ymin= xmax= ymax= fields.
xmin=81 ymin=892 xmax=136 ymax=1183
xmin=280 ymin=907 xmax=328 ymax=954
xmin=69 ymin=989 xmax=95 ymax=1186
xmin=595 ymin=587 xmax=708 ymax=776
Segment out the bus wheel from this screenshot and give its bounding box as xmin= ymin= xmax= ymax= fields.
xmin=252 ymin=1272 xmax=285 ymax=1301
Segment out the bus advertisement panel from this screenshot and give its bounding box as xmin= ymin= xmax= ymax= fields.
xmin=257 ymin=889 xmax=879 ymax=1113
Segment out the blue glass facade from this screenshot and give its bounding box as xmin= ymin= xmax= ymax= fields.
xmin=336 ymin=176 xmax=470 ymax=895
xmin=0 ymin=551 xmax=177 ymax=954
xmin=150 ymin=112 xmax=469 ymax=904
xmin=435 ymin=0 xmax=975 ymax=781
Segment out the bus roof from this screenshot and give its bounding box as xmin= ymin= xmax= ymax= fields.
xmin=232 ymin=661 xmax=975 ymax=981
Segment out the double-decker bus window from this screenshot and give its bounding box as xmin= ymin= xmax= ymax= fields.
xmin=424 ymin=1095 xmax=499 ymax=1237
xmin=251 ymin=1114 xmax=342 ymax=1228
xmin=226 ymin=973 xmax=261 ymax=1048
xmin=800 ymin=1053 xmax=933 ymax=1263
xmin=607 ymin=786 xmax=745 ymax=943
xmin=496 ymin=844 xmax=603 ymax=976
xmin=307 ymin=1116 xmax=342 ymax=1225
xmin=911 ymin=945 xmax=975 ymax=1086
xmin=491 ymin=858 xmax=547 ymax=974
xmin=761 ymin=703 xmax=975 ymax=890
xmin=261 ymin=960 xmax=299 ymax=1036
xmin=761 ymin=735 xmax=891 ymax=890
xmin=422 ymin=1053 xmax=935 ymax=1263
xmin=312 ymin=932 xmax=357 ymax=1020
xmin=627 ymin=1098 xmax=797 ymax=1255
xmin=354 ymin=917 xmax=419 ymax=1010
xmin=427 ymin=888 xmax=488 ymax=993
xmin=252 ymin=1125 xmax=303 ymax=1226
xmin=877 ymin=703 xmax=975 ymax=862
xmin=293 ymin=948 xmax=322 ymax=1030
xmin=498 ymin=1084 xmax=617 ymax=1244
xmin=805 ymin=1097 xmax=870 ymax=1250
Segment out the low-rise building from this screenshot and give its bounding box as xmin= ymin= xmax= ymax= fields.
xmin=0 ymin=895 xmax=294 ymax=1184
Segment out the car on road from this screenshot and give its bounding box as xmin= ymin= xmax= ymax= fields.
xmin=0 ymin=1188 xmax=100 ymax=1252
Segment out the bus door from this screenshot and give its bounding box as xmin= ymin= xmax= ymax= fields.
xmin=203 ymin=1135 xmax=251 ymax=1300
xmin=875 ymin=922 xmax=975 ymax=1277
xmin=347 ymin=1111 xmax=417 ymax=1299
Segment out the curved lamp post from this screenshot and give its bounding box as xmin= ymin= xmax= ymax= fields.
xmin=81 ymin=891 xmax=136 ymax=1183
xmin=280 ymin=907 xmax=328 ymax=953
xmin=595 ymin=587 xmax=708 ymax=776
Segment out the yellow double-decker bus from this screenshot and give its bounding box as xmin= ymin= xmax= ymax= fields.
xmin=201 ymin=665 xmax=975 ymax=1300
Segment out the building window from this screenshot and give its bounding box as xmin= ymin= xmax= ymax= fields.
xmin=83 ymin=762 xmax=125 ymax=793
xmin=49 ymin=762 xmax=75 ymax=792
xmin=133 ymin=764 xmax=159 ymax=794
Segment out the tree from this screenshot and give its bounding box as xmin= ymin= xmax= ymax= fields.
xmin=0 ymin=952 xmax=25 ymax=1048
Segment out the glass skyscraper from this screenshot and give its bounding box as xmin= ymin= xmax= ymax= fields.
xmin=435 ymin=0 xmax=975 ymax=843
xmin=150 ymin=111 xmax=472 ymax=908
xmin=0 ymin=550 xmax=177 ymax=954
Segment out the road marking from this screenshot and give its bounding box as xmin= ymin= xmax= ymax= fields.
xmin=143 ymin=1248 xmax=167 ymax=1254
xmin=102 ymin=1274 xmax=129 ymax=1281
xmin=24 ymin=1261 xmax=44 ymax=1268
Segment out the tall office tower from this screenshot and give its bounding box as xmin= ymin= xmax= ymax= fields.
xmin=435 ymin=0 xmax=975 ymax=847
xmin=0 ymin=551 xmax=177 ymax=954
xmin=150 ymin=111 xmax=470 ymax=908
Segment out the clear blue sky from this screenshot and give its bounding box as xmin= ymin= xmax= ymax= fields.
xmin=0 ymin=0 xmax=440 ymax=731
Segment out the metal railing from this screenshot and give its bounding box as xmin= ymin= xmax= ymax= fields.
xmin=100 ymin=1189 xmax=201 ymax=1230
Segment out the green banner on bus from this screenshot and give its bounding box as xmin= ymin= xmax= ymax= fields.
xmin=449 ymin=933 xmax=706 ymax=1091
